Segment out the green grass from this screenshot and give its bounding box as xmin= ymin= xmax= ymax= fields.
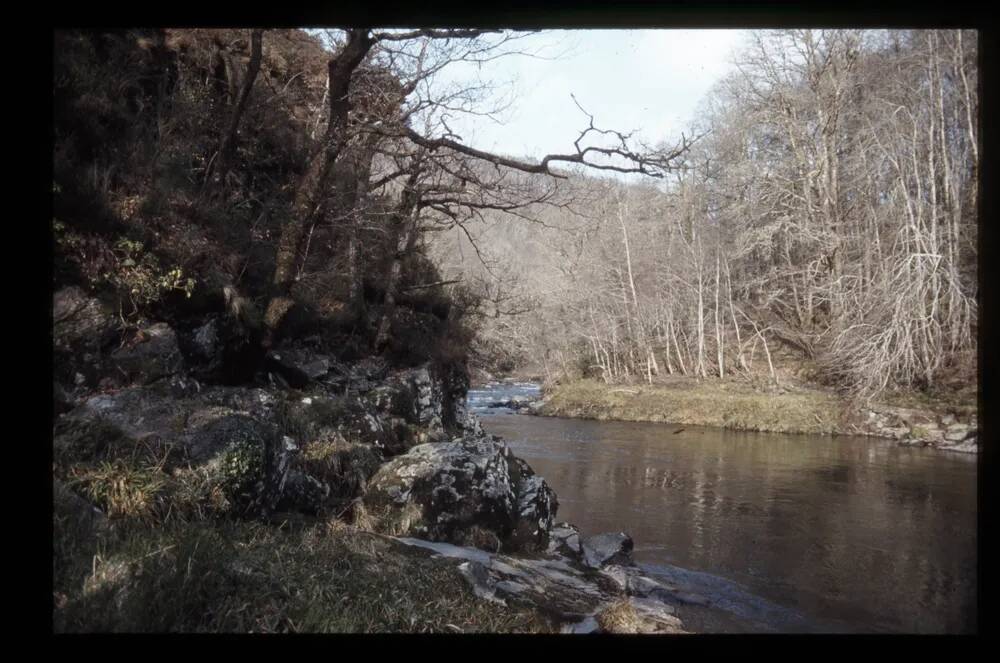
xmin=541 ymin=379 xmax=848 ymax=435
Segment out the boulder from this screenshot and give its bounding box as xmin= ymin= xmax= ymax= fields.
xmin=409 ymin=366 xmax=444 ymax=428
xmin=547 ymin=522 xmax=584 ymax=559
xmin=581 ymin=532 xmax=634 ymax=569
xmin=110 ymin=322 xmax=183 ymax=384
xmin=526 ymin=401 xmax=546 ymax=415
xmin=365 ymin=364 xmax=456 ymax=436
xmin=190 ymin=317 xmax=222 ymax=361
xmin=182 ymin=315 xmax=264 ymax=384
xmin=54 ymin=381 xmax=74 ymax=415
xmin=944 ymin=423 xmax=972 ymax=442
xmin=881 ymin=427 xmax=910 ymax=440
xmin=910 ymin=424 xmax=944 ymax=443
xmin=58 ymin=384 xmax=332 ymax=515
xmin=267 ymin=347 xmax=332 ymax=383
xmin=53 ymin=286 xmax=117 ymax=353
xmin=939 ymin=436 xmax=978 ymax=454
xmin=53 ymin=478 xmax=109 ymax=535
xmin=363 ymin=431 xmax=557 ymax=552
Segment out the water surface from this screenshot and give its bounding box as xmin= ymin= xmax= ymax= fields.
xmin=470 ymin=384 xmax=977 ymax=633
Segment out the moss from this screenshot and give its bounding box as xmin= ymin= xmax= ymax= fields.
xmin=218 ymin=435 xmax=267 ymax=512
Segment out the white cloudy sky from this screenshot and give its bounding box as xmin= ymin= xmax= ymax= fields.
xmin=426 ymin=29 xmax=750 ymax=160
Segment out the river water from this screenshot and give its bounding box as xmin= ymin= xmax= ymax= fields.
xmin=469 ymin=383 xmax=978 ymax=633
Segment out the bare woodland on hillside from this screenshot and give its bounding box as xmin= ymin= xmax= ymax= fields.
xmin=53 ymin=28 xmax=978 ymax=403
xmin=432 ymin=30 xmax=979 ymax=403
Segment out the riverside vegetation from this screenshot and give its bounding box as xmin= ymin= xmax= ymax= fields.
xmin=51 ymin=28 xmax=978 ymax=634
xmin=429 ymin=30 xmax=978 ymax=453
xmin=52 ymin=28 xmax=701 ymax=633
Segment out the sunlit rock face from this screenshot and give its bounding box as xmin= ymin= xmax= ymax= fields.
xmin=363 ymin=430 xmax=558 ymax=552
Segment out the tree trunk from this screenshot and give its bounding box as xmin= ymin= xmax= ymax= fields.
xmin=201 ymin=29 xmax=264 ymax=198
xmin=374 ymin=175 xmax=422 ymax=351
xmin=263 ymin=29 xmax=374 ymax=341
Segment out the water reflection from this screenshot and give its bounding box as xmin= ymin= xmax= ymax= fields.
xmin=473 ymin=389 xmax=977 ymax=634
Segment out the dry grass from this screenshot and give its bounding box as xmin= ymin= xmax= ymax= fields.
xmin=52 ymin=514 xmax=554 ymax=633
xmin=596 ymin=599 xmax=642 ymax=634
xmin=542 ymin=379 xmax=848 ymax=435
xmin=51 ymin=414 xmax=552 ymax=632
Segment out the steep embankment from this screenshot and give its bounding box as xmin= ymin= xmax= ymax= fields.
xmin=537 ymin=378 xmax=978 ymax=453
xmin=53 ymin=285 xmax=689 ymax=633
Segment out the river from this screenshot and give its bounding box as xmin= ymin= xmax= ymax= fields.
xmin=469 ymin=382 xmax=977 ymax=633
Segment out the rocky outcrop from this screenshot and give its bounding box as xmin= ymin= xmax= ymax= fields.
xmin=395 ymin=536 xmax=687 ymax=634
xmin=56 ymin=383 xmax=322 ymax=516
xmin=863 ymin=405 xmax=979 ymax=453
xmin=52 ymin=312 xmax=685 ymax=630
xmin=363 ymin=430 xmax=557 ymax=552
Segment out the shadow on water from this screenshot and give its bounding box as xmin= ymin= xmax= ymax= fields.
xmin=469 ymin=383 xmax=977 ymax=634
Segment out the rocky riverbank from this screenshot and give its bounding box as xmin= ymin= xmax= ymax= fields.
xmin=531 ymin=379 xmax=978 ymax=454
xmin=52 ymin=286 xmax=688 ymax=633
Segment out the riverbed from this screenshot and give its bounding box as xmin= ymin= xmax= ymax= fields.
xmin=469 ymin=383 xmax=977 ymax=633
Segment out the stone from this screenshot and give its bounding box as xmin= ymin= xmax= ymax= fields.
xmin=882 ymin=427 xmax=910 ymax=440
xmin=181 ymin=314 xmax=263 ymax=384
xmin=267 ymin=347 xmax=332 ymax=383
xmin=599 ymin=565 xmax=629 ymax=592
xmin=53 ymin=286 xmax=117 ymax=353
xmin=191 ymin=317 xmax=221 ymax=360
xmin=945 ymin=423 xmax=972 ymax=442
xmin=621 ymin=597 xmax=686 ymax=633
xmin=910 ymin=424 xmax=944 ymax=443
xmin=60 ymin=383 xmax=335 ymax=515
xmin=457 ymin=560 xmax=504 ymax=605
xmin=940 ymin=436 xmax=978 ymax=454
xmin=54 ymin=381 xmax=74 ymax=415
xmin=364 ymin=431 xmax=557 ymax=552
xmin=395 ymin=537 xmax=688 ymax=633
xmin=189 ymin=413 xmax=304 ymax=514
xmin=546 ymin=522 xmax=584 ymax=559
xmin=940 ymin=413 xmax=957 ymax=427
xmin=581 ymin=532 xmax=634 ymax=569
xmin=53 ymin=478 xmax=109 ymax=535
xmin=110 ymin=322 xmax=184 ymax=385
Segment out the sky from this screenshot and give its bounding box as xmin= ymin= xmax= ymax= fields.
xmin=425 ymin=29 xmax=750 ymax=162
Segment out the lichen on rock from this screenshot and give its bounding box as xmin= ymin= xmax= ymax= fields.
xmin=363 ymin=430 xmax=557 ymax=552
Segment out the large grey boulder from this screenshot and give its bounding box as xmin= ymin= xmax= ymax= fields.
xmin=363 ymin=431 xmax=557 ymax=552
